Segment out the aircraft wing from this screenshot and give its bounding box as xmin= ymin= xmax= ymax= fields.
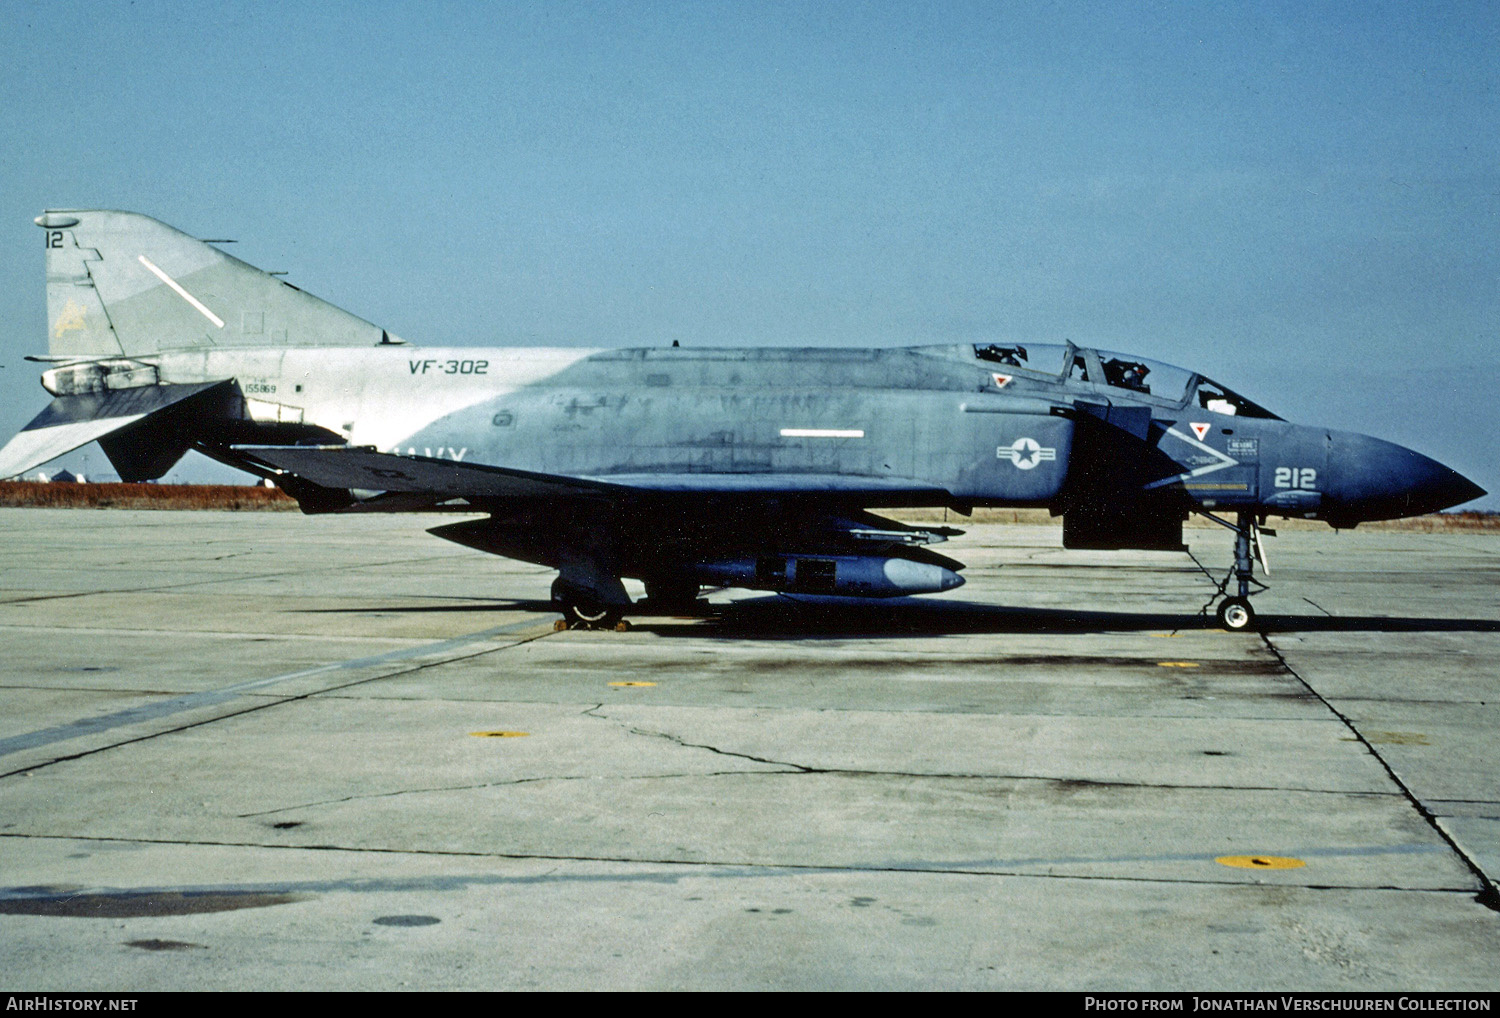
xmin=233 ymin=445 xmax=614 ymax=499
xmin=0 ymin=381 xmax=231 ymax=480
xmin=232 ymin=445 xmax=949 ymax=502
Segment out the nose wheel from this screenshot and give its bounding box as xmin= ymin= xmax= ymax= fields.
xmin=1216 ymin=596 xmax=1255 ymax=631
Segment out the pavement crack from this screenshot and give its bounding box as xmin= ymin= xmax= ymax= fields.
xmin=238 ymin=770 xmax=801 ymax=817
xmin=582 ymin=704 xmax=814 ymax=771
xmin=610 ymin=719 xmax=816 ymax=772
xmin=0 ymin=831 xmax=1477 ymax=897
xmin=227 ymin=767 xmax=1411 ymax=822
xmin=239 ymin=775 xmax=593 ymax=816
xmin=1261 ymin=632 xmax=1500 ymax=912
xmin=1301 ymin=596 xmax=1334 ymax=616
xmin=577 ymin=711 xmax=1409 ymax=794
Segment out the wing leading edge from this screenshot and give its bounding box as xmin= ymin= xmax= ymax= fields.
xmin=232 ymin=445 xmax=951 ymax=503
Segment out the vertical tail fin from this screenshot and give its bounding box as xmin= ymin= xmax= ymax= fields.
xmin=38 ymin=209 xmax=395 ymax=358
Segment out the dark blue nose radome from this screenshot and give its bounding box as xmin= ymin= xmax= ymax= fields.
xmin=1324 ymin=431 xmax=1486 ymax=524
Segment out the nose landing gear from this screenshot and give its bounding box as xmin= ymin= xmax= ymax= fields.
xmin=1198 ymin=511 xmax=1272 ymax=631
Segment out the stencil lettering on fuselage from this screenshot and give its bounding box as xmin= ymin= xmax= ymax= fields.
xmin=385 ymin=447 xmax=469 ymax=461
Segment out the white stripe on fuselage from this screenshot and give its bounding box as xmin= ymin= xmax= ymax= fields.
xmin=779 ymin=428 xmax=865 ymax=438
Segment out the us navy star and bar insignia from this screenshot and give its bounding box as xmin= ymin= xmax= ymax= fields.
xmin=998 ymin=436 xmax=1056 ymax=470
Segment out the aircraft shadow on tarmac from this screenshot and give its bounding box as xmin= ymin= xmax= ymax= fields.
xmin=301 ymin=597 xmax=1500 ymax=640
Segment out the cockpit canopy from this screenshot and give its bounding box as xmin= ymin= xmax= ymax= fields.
xmin=973 ymin=342 xmax=1281 ymax=419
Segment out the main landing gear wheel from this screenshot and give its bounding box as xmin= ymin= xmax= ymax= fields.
xmin=1216 ymin=596 xmax=1255 ymax=631
xmin=551 ymin=579 xmax=624 ymax=630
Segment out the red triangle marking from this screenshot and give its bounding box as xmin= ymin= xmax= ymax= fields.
xmin=992 ymin=373 xmax=1012 ymax=388
xmin=1190 ymin=422 xmax=1211 ymax=441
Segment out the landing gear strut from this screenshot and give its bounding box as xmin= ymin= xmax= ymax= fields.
xmin=1199 ymin=511 xmax=1271 ymax=631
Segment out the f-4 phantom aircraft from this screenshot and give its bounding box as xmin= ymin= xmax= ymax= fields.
xmin=3 ymin=210 xmax=1485 ymax=629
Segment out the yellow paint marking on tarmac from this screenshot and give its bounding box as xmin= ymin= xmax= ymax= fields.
xmin=1157 ymin=661 xmax=1200 ymax=668
xmin=1366 ymin=731 xmax=1431 ymax=746
xmin=1216 ymin=855 xmax=1305 ymax=870
xmin=1150 ymin=633 xmax=1185 ymax=638
xmin=608 ymin=681 xmax=657 ymax=687
xmin=469 ymin=731 xmax=530 ymax=738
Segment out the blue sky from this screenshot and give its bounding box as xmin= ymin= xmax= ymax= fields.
xmin=1 ymin=1 xmax=1495 ymax=505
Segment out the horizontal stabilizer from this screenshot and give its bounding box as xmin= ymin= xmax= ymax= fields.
xmin=233 ymin=445 xmax=951 ymax=504
xmin=0 ymin=381 xmax=229 ymax=479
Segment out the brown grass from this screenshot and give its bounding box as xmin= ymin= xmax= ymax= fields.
xmin=0 ymin=481 xmax=296 ymax=511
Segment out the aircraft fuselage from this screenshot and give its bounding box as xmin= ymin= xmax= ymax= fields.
xmin=74 ymin=342 xmax=1473 ymax=528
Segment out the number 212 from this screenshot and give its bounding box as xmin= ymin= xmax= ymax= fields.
xmin=1274 ymin=467 xmax=1317 ymax=489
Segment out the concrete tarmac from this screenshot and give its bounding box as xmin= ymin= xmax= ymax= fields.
xmin=0 ymin=508 xmax=1496 ymax=990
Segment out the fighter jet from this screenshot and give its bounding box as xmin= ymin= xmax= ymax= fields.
xmin=3 ymin=210 xmax=1485 ymax=629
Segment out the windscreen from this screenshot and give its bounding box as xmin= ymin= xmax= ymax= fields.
xmin=1192 ymin=378 xmax=1282 ymax=419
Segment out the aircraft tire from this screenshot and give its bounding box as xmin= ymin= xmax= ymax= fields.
xmin=1216 ymin=596 xmax=1255 ymax=631
xmin=560 ymin=599 xmax=624 ymax=630
xmin=552 ymin=579 xmax=625 ymax=630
